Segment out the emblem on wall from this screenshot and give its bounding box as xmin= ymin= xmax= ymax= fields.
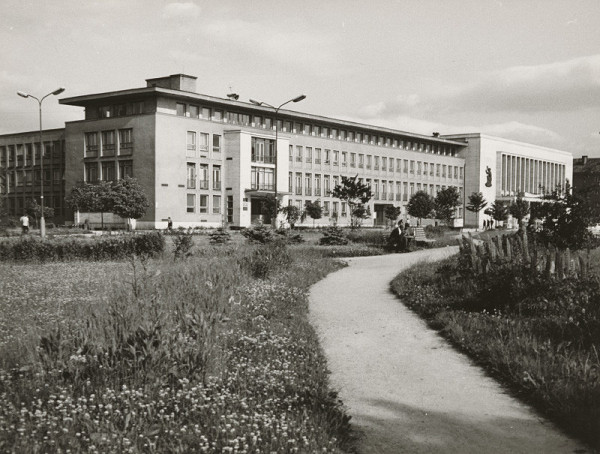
xmin=485 ymin=166 xmax=492 ymax=187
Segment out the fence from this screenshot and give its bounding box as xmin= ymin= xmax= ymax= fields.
xmin=458 ymin=230 xmax=590 ymax=280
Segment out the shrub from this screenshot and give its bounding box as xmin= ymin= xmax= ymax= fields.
xmin=275 ymin=228 xmax=305 ymax=244
xmin=242 ymin=241 xmax=292 ymax=279
xmin=346 ymin=229 xmax=387 ymax=246
xmin=319 ymin=226 xmax=349 ymax=245
xmin=173 ymin=233 xmax=194 ymax=259
xmin=0 ymin=232 xmax=165 ymax=262
xmin=240 ymin=225 xmax=276 ymax=244
xmin=209 ymin=228 xmax=232 ymax=245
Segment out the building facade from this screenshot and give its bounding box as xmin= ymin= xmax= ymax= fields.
xmin=0 ymin=74 xmax=573 ymax=229
xmin=0 ymin=129 xmax=67 ymax=223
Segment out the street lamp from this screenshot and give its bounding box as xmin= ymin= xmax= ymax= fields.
xmin=249 ymin=94 xmax=306 ymax=228
xmin=17 ymin=87 xmax=65 ymax=237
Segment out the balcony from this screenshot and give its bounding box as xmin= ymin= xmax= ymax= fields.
xmin=198 ymin=179 xmax=209 ymax=190
xmin=187 ymin=179 xmax=196 ymax=189
xmin=305 ymin=188 xmax=312 ymax=196
xmin=388 ymin=194 xmax=394 ymax=201
xmin=251 ymin=183 xmax=274 ymax=191
xmin=396 ymin=194 xmax=402 ymax=201
xmin=252 ymin=155 xmax=275 ymax=164
xmin=314 ymin=188 xmax=321 ymax=196
xmin=295 ymin=188 xmax=302 ymax=195
xmin=213 ymin=181 xmax=222 ymax=191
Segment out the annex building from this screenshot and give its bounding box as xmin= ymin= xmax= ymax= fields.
xmin=0 ymin=74 xmax=573 ymax=229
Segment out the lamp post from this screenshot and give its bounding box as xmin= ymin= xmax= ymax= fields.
xmin=17 ymin=87 xmax=65 ymax=238
xmin=249 ymin=94 xmax=306 ymax=228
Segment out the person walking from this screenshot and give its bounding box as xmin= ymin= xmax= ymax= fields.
xmin=167 ymin=217 xmax=173 ymax=231
xmin=388 ymin=221 xmax=403 ymax=253
xmin=20 ymin=214 xmax=30 ymax=234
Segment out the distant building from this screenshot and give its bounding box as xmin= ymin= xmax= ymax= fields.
xmin=0 ymin=74 xmax=573 ymax=229
xmin=573 ymin=155 xmax=600 ymax=220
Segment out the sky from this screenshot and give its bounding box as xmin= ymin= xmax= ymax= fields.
xmin=1 ymin=0 xmax=600 ymax=157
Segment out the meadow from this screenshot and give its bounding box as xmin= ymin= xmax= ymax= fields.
xmin=0 ymin=234 xmax=365 ymax=453
xmin=392 ymin=237 xmax=600 ymax=451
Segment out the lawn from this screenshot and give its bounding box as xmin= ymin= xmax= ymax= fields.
xmin=0 ymin=240 xmax=356 ymax=453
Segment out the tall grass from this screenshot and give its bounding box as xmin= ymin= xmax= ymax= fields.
xmin=392 ymin=252 xmax=600 ymax=450
xmin=0 ymin=243 xmax=353 ymax=453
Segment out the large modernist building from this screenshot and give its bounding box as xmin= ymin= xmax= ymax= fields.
xmin=0 ymin=74 xmax=573 ymax=229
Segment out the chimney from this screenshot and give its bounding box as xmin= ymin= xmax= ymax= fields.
xmin=145 ymin=74 xmax=197 ymax=92
xmin=432 ymin=132 xmax=440 ymax=137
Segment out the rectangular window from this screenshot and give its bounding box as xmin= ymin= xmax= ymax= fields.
xmin=436 ymin=164 xmax=440 ymax=177
xmin=350 ymin=153 xmax=356 ymax=168
xmin=313 ymin=125 xmax=321 ymax=136
xmin=341 ymin=202 xmax=347 ymax=216
xmin=296 ymin=146 xmax=303 ymax=162
xmin=201 ymin=107 xmax=211 ymax=119
xmin=85 ymin=162 xmax=98 ymax=182
xmin=348 ymin=131 xmax=355 ymax=142
xmin=176 ymin=103 xmax=186 ymax=116
xmin=333 ymin=150 xmax=339 ymax=166
xmin=324 ymin=175 xmax=330 ymax=195
xmin=102 ymin=162 xmax=115 ymax=181
xmin=295 ymin=173 xmax=302 ymax=195
xmin=460 ymin=167 xmax=464 ymax=180
xmin=187 ymin=194 xmax=195 ymax=213
xmin=359 ymin=154 xmax=364 ymax=168
xmin=331 ymin=128 xmax=338 ymax=139
xmin=409 ymin=160 xmax=415 ymax=174
xmin=322 ymin=126 xmax=329 ymax=137
xmin=199 ymin=164 xmax=209 ymax=189
xmin=119 ymin=129 xmax=133 ymax=155
xmin=442 ymin=165 xmax=447 ymax=178
xmin=188 ymin=105 xmax=199 ymax=118
xmin=333 ymin=175 xmax=339 ymax=189
xmin=85 ymin=132 xmax=99 ymax=157
xmin=186 ymin=131 xmax=196 ymax=157
xmin=289 ymin=145 xmax=293 ymax=162
xmin=213 ymin=195 xmax=221 ymax=214
xmin=199 ymin=195 xmax=208 ymax=213
xmin=306 ymin=147 xmax=313 ymax=163
xmin=403 ymin=182 xmax=408 ymax=201
xmin=187 ymin=163 xmax=196 ymax=189
xmin=430 ymin=163 xmax=434 ymax=176
xmin=315 ymin=148 xmax=321 ymax=164
xmin=324 ymin=149 xmax=330 ymax=165
xmin=252 ymin=115 xmax=262 ymax=127
xmin=366 ymin=155 xmax=372 ymax=169
xmin=340 ymin=130 xmax=346 ymax=141
xmin=341 ymin=152 xmax=347 ymax=167
xmin=199 ymin=133 xmax=209 ymax=152
xmin=314 ymin=174 xmax=321 ymax=196
xmin=356 ymin=132 xmax=362 ymax=142
xmin=305 ymin=173 xmax=312 ymax=196
xmin=213 ymin=110 xmax=223 ymax=121
xmin=323 ymin=201 xmax=330 ymax=215
xmin=423 ymin=162 xmax=428 ymax=176
xmin=212 ymin=165 xmax=221 ymax=190
xmin=102 ymin=130 xmax=115 ymax=156
xmin=374 ymin=156 xmax=380 ymax=170
xmin=382 ymin=158 xmax=387 ymax=171
xmin=333 ymin=201 xmax=339 ymax=215
xmin=251 ymin=167 xmax=274 ymax=190
xmin=119 ymin=160 xmax=133 ymax=179
xmin=212 ymin=134 xmax=221 ymax=153
xmin=252 ymin=137 xmax=275 ymax=163
xmin=417 ymin=161 xmax=422 ymax=175
xmin=303 ymin=123 xmax=311 ymax=135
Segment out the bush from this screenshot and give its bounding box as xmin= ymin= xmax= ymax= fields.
xmin=0 ymin=232 xmax=165 ymax=262
xmin=424 ymin=224 xmax=449 ymax=237
xmin=242 ymin=241 xmax=292 ymax=279
xmin=241 ymin=225 xmax=276 ymax=244
xmin=275 ymin=228 xmax=305 ymax=244
xmin=319 ymin=226 xmax=349 ymax=245
xmin=209 ymin=228 xmax=232 ymax=245
xmin=173 ymin=233 xmax=194 ymax=259
xmin=346 ymin=229 xmax=387 ymax=246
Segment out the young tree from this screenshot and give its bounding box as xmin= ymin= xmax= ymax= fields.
xmin=434 ymin=186 xmax=461 ymax=226
xmin=262 ymin=194 xmax=282 ymax=227
xmin=384 ymin=205 xmax=402 ymax=228
xmin=280 ymin=205 xmax=302 ymax=229
xmin=466 ymin=192 xmax=487 ymax=214
xmin=331 ymin=175 xmax=373 ymax=229
xmin=304 ymin=199 xmax=323 ymax=227
xmin=509 ymin=192 xmax=530 ymax=229
xmin=66 ymin=181 xmax=114 ymax=229
xmin=111 ymin=177 xmax=150 ymax=227
xmin=407 ymin=190 xmax=434 ymax=226
xmin=488 ymin=201 xmax=509 ymax=225
xmin=26 ymin=198 xmax=55 ymax=228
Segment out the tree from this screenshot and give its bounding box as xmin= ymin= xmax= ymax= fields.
xmin=488 ymin=201 xmax=509 ymax=224
xmin=532 ymin=182 xmax=591 ymax=250
xmin=26 ymin=198 xmax=55 ymax=228
xmin=262 ymin=194 xmax=282 ymax=227
xmin=111 ymin=177 xmax=150 ymax=221
xmin=434 ymin=186 xmax=461 ymax=226
xmin=384 ymin=205 xmax=402 ymax=228
xmin=65 ymin=181 xmax=114 ymax=229
xmin=466 ymin=192 xmax=487 ymax=215
xmin=407 ymin=191 xmax=434 ymax=225
xmin=280 ymin=205 xmax=302 ymax=229
xmin=304 ymin=199 xmax=323 ymax=227
xmin=509 ymin=192 xmax=530 ymax=229
xmin=331 ymin=175 xmax=373 ymax=229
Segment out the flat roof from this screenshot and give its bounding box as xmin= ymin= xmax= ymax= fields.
xmin=441 ymin=132 xmax=572 ymax=157
xmin=0 ymin=128 xmax=65 ymax=139
xmin=60 ymin=87 xmax=467 ymax=147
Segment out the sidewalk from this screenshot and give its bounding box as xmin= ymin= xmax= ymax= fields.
xmin=309 ymin=247 xmax=589 ymax=453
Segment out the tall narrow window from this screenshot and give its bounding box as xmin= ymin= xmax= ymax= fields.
xmin=187 ymin=194 xmax=195 ymax=213
xmin=119 ymin=129 xmax=133 ymax=155
xmin=199 ymin=195 xmax=208 ymax=213
xmin=199 ymin=133 xmax=209 ymax=152
xmin=119 ymin=160 xmax=133 ymax=179
xmin=177 ymin=103 xmax=186 ymax=116
xmin=101 ymin=162 xmax=115 ymax=181
xmin=212 ymin=165 xmax=221 ymax=190
xmin=213 ymin=195 xmax=221 ymax=214
xmin=199 ymin=164 xmax=209 ymax=189
xmin=213 ymin=134 xmax=221 ymax=153
xmin=186 ymin=131 xmax=196 ymax=157
xmin=101 ymin=131 xmax=115 ymax=156
xmin=85 ymin=132 xmax=99 ymax=158
xmin=187 ymin=163 xmax=196 ymax=189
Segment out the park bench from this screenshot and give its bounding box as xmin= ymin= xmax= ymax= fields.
xmin=410 ymin=227 xmax=436 ymax=245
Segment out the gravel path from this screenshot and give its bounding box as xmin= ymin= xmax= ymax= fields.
xmin=309 ymin=247 xmax=589 ymax=454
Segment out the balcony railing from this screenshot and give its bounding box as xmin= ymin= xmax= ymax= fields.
xmin=187 ymin=179 xmax=196 ymax=189
xmin=251 ymin=183 xmax=274 ymax=191
xmin=396 ymin=194 xmax=402 ymax=201
xmin=187 ymin=144 xmax=196 ymax=151
xmin=388 ymin=194 xmax=394 ymax=200
xmin=252 ymin=155 xmax=275 ymax=164
xmin=198 ymin=179 xmax=209 ymax=189
xmin=305 ymin=188 xmax=312 ymax=196
xmin=213 ymin=181 xmax=222 ymax=191
xmin=295 ymin=188 xmax=302 ymax=195
xmin=314 ymin=188 xmax=321 ymax=196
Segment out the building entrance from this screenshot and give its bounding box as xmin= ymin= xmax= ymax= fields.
xmin=250 ymin=197 xmax=272 ymax=225
xmin=374 ymin=204 xmax=394 ymax=227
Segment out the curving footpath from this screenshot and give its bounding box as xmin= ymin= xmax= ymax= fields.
xmin=309 ymin=247 xmax=590 ymax=454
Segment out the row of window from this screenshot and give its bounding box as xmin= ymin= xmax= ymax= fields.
xmin=85 ymin=129 xmax=133 ymax=158
xmin=289 ymin=171 xmax=461 ymax=201
xmin=1 ymin=168 xmax=63 ymax=193
xmin=175 ymin=101 xmax=459 ymax=156
xmin=186 ymin=163 xmax=221 ymax=190
xmin=84 ymin=160 xmax=133 ymax=182
xmin=186 ymin=193 xmax=222 ymax=214
xmin=3 ymin=195 xmax=63 ymax=214
xmin=289 ymin=146 xmax=464 ymax=180
xmin=0 ymin=142 xmax=64 ymax=168
xmin=96 ymin=101 xmax=145 ymax=119
xmin=186 ymin=131 xmax=221 ymax=157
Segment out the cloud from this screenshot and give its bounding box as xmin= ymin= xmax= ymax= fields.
xmin=365 ymin=54 xmax=600 ymax=117
xmin=163 ymin=2 xmax=201 ymax=19
xmin=200 ymin=19 xmax=339 ymax=75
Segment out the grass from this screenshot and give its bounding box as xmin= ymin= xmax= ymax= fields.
xmin=0 ymin=241 xmax=355 ymax=453
xmin=391 ymin=248 xmax=600 ymax=451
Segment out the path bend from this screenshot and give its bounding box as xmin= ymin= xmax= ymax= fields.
xmin=309 ymin=247 xmax=589 ymax=454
